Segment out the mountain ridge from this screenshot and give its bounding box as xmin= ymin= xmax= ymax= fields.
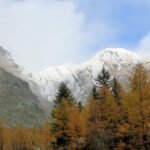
xmin=0 ymin=47 xmax=149 ymax=102
xmin=32 ymin=48 xmax=148 ymax=102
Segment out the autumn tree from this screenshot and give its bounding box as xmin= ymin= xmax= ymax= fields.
xmin=0 ymin=120 xmax=5 ymax=150
xmin=51 ymin=98 xmax=72 ymax=148
xmin=86 ymin=68 xmax=112 ymax=149
xmin=86 ymin=68 xmax=130 ymax=149
xmin=67 ymin=103 xmax=89 ymax=149
xmin=13 ymin=127 xmax=33 ymax=150
xmin=42 ymin=121 xmax=52 ymax=149
xmin=32 ymin=127 xmax=46 ymax=149
xmin=123 ymin=63 xmax=150 ymax=149
xmin=2 ymin=128 xmax=14 ymax=150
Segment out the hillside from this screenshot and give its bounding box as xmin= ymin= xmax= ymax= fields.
xmin=0 ymin=67 xmax=45 ymax=127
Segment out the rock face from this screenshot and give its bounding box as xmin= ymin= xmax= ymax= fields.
xmin=0 ymin=67 xmax=45 ymax=127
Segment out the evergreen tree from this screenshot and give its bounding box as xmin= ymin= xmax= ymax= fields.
xmin=111 ymin=77 xmax=122 ymax=105
xmin=54 ymin=82 xmax=74 ymax=107
xmin=51 ymin=83 xmax=76 ymax=149
xmin=95 ymin=67 xmax=112 ymax=102
xmin=78 ymin=101 xmax=83 ymax=112
xmin=91 ymin=85 xmax=99 ymax=100
xmin=95 ymin=67 xmax=111 ymax=88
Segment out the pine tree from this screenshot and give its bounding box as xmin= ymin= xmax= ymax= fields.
xmin=54 ymin=82 xmax=74 ymax=107
xmin=78 ymin=101 xmax=83 ymax=112
xmin=95 ymin=67 xmax=111 ymax=88
xmin=91 ymin=85 xmax=99 ymax=100
xmin=95 ymin=67 xmax=112 ymax=102
xmin=111 ymin=77 xmax=123 ymax=105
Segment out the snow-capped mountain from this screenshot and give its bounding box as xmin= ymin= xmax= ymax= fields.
xmin=32 ymin=48 xmax=141 ymax=102
xmin=0 ymin=46 xmax=149 ymax=102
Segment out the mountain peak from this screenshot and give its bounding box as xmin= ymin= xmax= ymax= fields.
xmin=87 ymin=48 xmax=140 ymax=66
xmin=103 ymin=48 xmax=132 ymax=53
xmin=98 ymin=48 xmax=139 ymax=58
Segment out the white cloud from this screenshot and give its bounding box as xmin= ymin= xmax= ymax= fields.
xmin=0 ymin=0 xmax=121 ymax=72
xmin=136 ymin=33 xmax=150 ymax=57
xmin=0 ymin=0 xmax=88 ymax=72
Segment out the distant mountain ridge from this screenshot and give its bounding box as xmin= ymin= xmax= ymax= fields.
xmin=0 ymin=47 xmax=149 ymax=103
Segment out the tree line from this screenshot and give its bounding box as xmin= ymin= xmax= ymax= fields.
xmin=0 ymin=63 xmax=150 ymax=150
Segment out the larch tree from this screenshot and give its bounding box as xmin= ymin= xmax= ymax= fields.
xmin=0 ymin=120 xmax=5 ymax=150
xmin=42 ymin=121 xmax=52 ymax=150
xmin=86 ymin=68 xmax=129 ymax=149
xmin=67 ymin=104 xmax=89 ymax=149
xmin=123 ymin=63 xmax=150 ymax=149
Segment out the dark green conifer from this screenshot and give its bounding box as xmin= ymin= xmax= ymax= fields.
xmin=54 ymin=82 xmax=74 ymax=107
xmin=95 ymin=67 xmax=111 ymax=88
xmin=111 ymin=77 xmax=121 ymax=105
xmin=78 ymin=101 xmax=83 ymax=112
xmin=92 ymin=85 xmax=99 ymax=100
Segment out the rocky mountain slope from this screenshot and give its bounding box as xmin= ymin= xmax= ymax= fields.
xmin=0 ymin=66 xmax=46 ymax=127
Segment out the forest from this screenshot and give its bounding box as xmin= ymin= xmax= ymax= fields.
xmin=0 ymin=63 xmax=150 ymax=150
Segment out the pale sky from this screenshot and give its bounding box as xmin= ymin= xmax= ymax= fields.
xmin=0 ymin=0 xmax=150 ymax=72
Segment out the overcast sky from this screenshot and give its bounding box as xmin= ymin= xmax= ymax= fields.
xmin=0 ymin=0 xmax=150 ymax=72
